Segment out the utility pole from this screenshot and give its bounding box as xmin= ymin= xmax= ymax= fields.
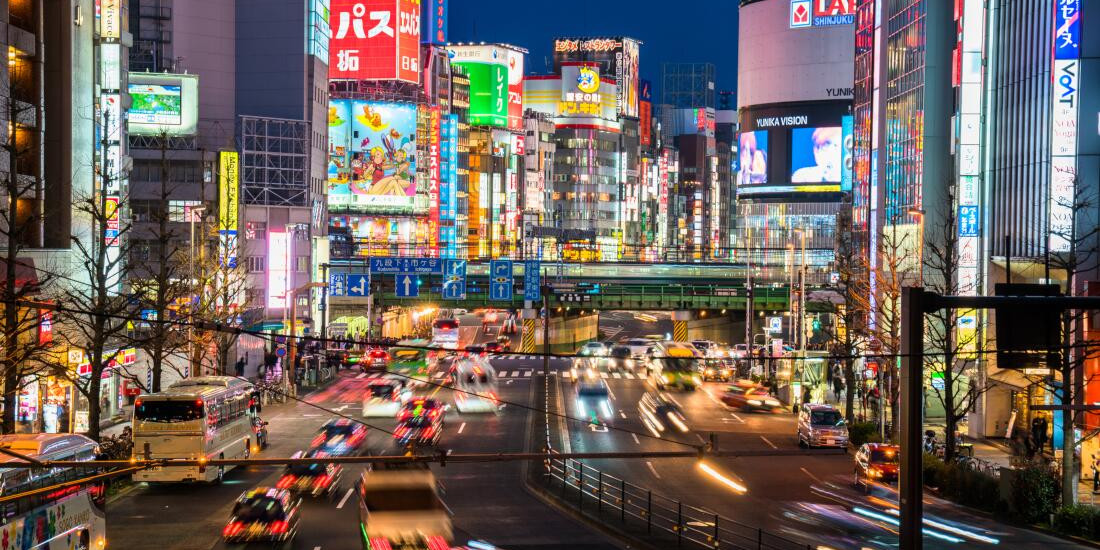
xmin=320 ymin=263 xmax=329 ymax=341
xmin=542 ymin=285 xmax=550 ymax=378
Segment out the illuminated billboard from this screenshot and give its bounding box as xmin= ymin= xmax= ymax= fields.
xmin=329 ymin=0 xmax=420 ymax=83
xmin=524 ymin=75 xmax=620 ymax=132
xmin=327 ymin=99 xmax=425 ymax=214
xmin=737 ymin=131 xmax=769 ymax=186
xmin=268 ymin=231 xmax=290 ymax=309
xmin=425 ymin=0 xmax=448 ymax=44
xmin=552 ymin=37 xmax=639 ymax=118
xmin=448 ymin=44 xmax=521 ymax=129
xmin=127 ymin=73 xmax=199 ymax=136
xmin=129 ymin=84 xmax=182 ymax=125
xmin=218 ymin=151 xmax=240 ymax=268
xmin=790 ymin=126 xmax=842 ymax=183
xmin=790 ymin=0 xmax=855 ymax=29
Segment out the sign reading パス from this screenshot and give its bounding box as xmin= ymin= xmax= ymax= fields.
xmin=790 ymin=0 xmax=854 ymax=28
xmin=330 ymin=0 xmax=420 ymax=83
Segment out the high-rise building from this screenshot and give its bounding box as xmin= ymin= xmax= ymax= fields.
xmin=661 ymin=63 xmax=716 ymax=110
xmin=736 ymin=0 xmax=856 ymax=283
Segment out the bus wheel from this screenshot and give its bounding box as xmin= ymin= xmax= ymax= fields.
xmin=216 ymin=453 xmax=225 ymax=483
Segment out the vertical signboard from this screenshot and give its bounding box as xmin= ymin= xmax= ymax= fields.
xmin=504 ymin=48 xmax=525 ymax=131
xmin=841 ymin=115 xmax=853 ymax=192
xmin=1049 ymin=0 xmax=1080 ymax=253
xmin=268 ymin=231 xmax=290 ymax=308
xmin=448 ymin=44 xmax=513 ymax=128
xmin=428 ymin=105 xmax=441 ymax=256
xmin=329 ymin=0 xmax=419 ymax=83
xmin=218 ymin=151 xmax=240 ymax=268
xmin=101 ymin=0 xmax=121 ymax=38
xmin=425 ymin=0 xmax=447 ymax=44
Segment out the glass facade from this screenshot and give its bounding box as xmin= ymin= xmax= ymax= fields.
xmin=884 ymin=0 xmax=926 ymax=224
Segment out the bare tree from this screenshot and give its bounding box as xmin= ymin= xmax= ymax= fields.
xmin=128 ymin=134 xmax=194 ymax=392
xmin=922 ymin=191 xmax=986 ymax=460
xmin=867 ymin=223 xmax=917 ymax=440
xmin=0 ymin=48 xmax=56 ymax=433
xmin=52 ymin=111 xmax=134 ymax=441
xmin=827 ymin=202 xmax=870 ymax=424
xmin=192 ymin=221 xmax=253 ymax=375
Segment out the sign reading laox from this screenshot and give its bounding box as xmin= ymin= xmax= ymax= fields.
xmin=789 ymin=0 xmax=855 ymax=29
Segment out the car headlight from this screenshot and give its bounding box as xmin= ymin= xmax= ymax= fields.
xmin=747 ymin=399 xmax=762 ymax=406
xmin=626 ymin=359 xmax=634 ymax=367
xmin=868 ymin=467 xmax=882 ymax=478
xmin=705 ymin=368 xmax=714 ymax=375
xmin=664 ymin=374 xmax=674 ymax=382
xmin=765 ymin=399 xmax=780 ymax=406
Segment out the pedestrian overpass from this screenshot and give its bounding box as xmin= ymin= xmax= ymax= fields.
xmin=326 ymin=260 xmax=793 ymax=312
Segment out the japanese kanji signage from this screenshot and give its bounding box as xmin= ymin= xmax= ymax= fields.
xmin=329 ymin=0 xmax=420 ymax=83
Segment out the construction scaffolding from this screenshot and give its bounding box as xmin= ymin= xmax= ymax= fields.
xmin=238 ymin=116 xmax=309 ymax=207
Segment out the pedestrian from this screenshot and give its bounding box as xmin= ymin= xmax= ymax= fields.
xmin=1092 ymin=454 xmax=1100 ymax=493
xmin=802 ymin=384 xmax=812 ymax=405
xmin=833 ymin=375 xmax=844 ymax=402
xmin=235 ymin=357 xmax=245 ymax=377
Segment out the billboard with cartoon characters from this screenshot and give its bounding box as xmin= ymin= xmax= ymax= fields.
xmin=327 ymin=99 xmax=426 ymax=214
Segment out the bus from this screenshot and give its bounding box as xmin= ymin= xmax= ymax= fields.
xmin=0 ymin=433 xmax=106 ymax=550
xmin=647 ymin=342 xmax=703 ymax=391
xmin=132 ymin=376 xmax=255 ymax=483
xmin=431 ymin=318 xmax=460 ymax=350
xmin=388 ymin=341 xmax=433 ymax=387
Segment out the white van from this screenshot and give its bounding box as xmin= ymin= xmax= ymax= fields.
xmin=357 ymin=467 xmax=453 ymax=546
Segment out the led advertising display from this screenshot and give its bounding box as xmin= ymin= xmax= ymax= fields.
xmin=218 ymin=151 xmax=240 ymax=268
xmin=268 ymin=231 xmax=289 ymax=309
xmin=127 ymin=73 xmax=199 ymax=136
xmin=425 ymin=0 xmax=447 ymax=44
xmin=639 ymin=79 xmax=652 ymax=146
xmin=128 ymin=84 xmax=182 ymax=126
xmin=448 ymin=45 xmax=516 ymax=128
xmin=840 ymin=115 xmax=853 ymax=192
xmin=329 ymin=0 xmax=420 ymax=83
xmin=737 ymin=131 xmax=769 ymax=186
xmin=1054 ymin=0 xmax=1080 ymax=60
xmin=552 ymin=37 xmax=639 ymax=118
xmin=428 ymin=105 xmax=441 ymax=256
xmin=790 ymin=0 xmax=855 ymax=29
xmin=328 ymin=99 xmax=426 ymax=214
xmin=790 ymin=126 xmax=842 ymax=183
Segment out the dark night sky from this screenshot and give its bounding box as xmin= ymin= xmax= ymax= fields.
xmin=447 ymin=0 xmax=740 ymax=98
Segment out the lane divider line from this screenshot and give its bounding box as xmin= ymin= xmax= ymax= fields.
xmin=800 ymin=467 xmax=822 ymax=483
xmin=631 ymin=433 xmax=640 ymax=445
xmin=760 ymin=435 xmax=778 ymax=449
xmin=336 ymin=487 xmax=354 ymax=509
xmin=458 ymin=422 xmax=466 ymax=434
xmin=646 ymin=461 xmax=662 ymax=479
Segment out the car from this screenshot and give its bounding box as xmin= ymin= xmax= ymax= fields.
xmin=853 ymin=443 xmax=899 ymax=488
xmin=637 ymin=391 xmax=689 ymax=433
xmin=357 ymin=468 xmax=453 ymax=545
xmin=496 ymin=335 xmax=512 ymax=350
xmin=604 ymin=345 xmax=637 ymax=371
xmin=362 ymin=379 xmax=412 ymax=417
xmin=798 ymin=403 xmax=849 ymax=449
xmin=310 ymin=418 xmax=368 ymax=456
xmin=647 ymin=342 xmax=703 ymax=391
xmin=719 ymin=383 xmax=782 ymax=412
xmin=223 ymin=487 xmax=301 ymax=546
xmin=484 ymin=341 xmax=503 ymax=353
xmin=363 ymin=347 xmax=390 ymax=373
xmin=691 ymin=340 xmax=717 ymax=354
xmin=398 ymin=397 xmax=447 ymax=423
xmin=623 ymin=338 xmax=655 ymax=359
xmin=569 ymin=356 xmax=600 ymax=382
xmin=701 ymin=359 xmax=735 ymax=382
xmin=453 ymin=308 xmax=468 ymax=316
xmin=277 ymin=449 xmax=343 ymax=497
xmin=394 ymin=414 xmax=443 ymax=448
xmin=575 ymin=379 xmax=613 ymax=421
xmin=579 ymin=342 xmax=609 ymax=357
xmin=464 ymin=345 xmax=486 ymax=357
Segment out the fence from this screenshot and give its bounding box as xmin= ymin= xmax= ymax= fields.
xmin=541 ymin=456 xmax=812 ymax=550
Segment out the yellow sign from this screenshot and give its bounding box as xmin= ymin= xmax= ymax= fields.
xmin=957 ymin=308 xmax=978 ymax=360
xmin=101 ymin=0 xmax=121 ymax=39
xmin=218 ymin=151 xmax=239 ymax=232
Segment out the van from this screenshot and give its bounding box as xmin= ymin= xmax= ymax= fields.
xmin=797 ymin=403 xmax=849 ymax=449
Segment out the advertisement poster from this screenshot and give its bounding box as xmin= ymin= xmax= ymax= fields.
xmin=737 ymin=131 xmax=769 ymax=186
xmin=128 ymin=84 xmax=182 ymax=125
xmin=328 ymin=99 xmax=426 ymax=214
xmin=790 ymin=126 xmax=842 ymax=183
xmin=504 ymin=48 xmax=525 ymax=131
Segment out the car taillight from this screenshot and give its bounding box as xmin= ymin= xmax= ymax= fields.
xmin=425 ymin=535 xmax=449 ymax=550
xmin=277 ymin=475 xmax=296 ymax=489
xmin=314 ymin=474 xmax=332 ymax=488
xmin=311 ymin=434 xmax=325 ymax=447
xmin=268 ymin=520 xmax=289 ymax=534
xmin=223 ymin=521 xmax=244 ymax=537
xmin=369 ymin=537 xmax=394 ymax=550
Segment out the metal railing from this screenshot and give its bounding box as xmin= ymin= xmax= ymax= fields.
xmin=541 ymin=456 xmax=811 ymax=550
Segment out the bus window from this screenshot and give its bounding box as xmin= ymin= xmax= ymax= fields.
xmin=136 ymin=400 xmax=204 ymax=423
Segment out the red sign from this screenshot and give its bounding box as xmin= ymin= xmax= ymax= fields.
xmin=428 ymin=105 xmax=441 ymax=256
xmin=37 ymin=310 xmax=52 ymax=346
xmin=514 ymin=135 xmax=525 ymax=156
xmin=639 ymin=101 xmax=652 ymax=146
xmin=815 ymin=0 xmax=855 ymax=16
xmin=329 ymin=0 xmax=419 ymax=84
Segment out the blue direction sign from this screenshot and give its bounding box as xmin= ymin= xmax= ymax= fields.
xmin=346 ymin=273 xmax=370 ymax=297
xmin=328 ymin=273 xmax=346 ymax=297
xmin=489 ymin=260 xmax=513 ymax=301
xmin=442 ymin=259 xmax=467 ymax=300
xmin=370 ymin=257 xmax=443 ymax=274
xmin=395 ymin=274 xmax=419 ymax=298
xmin=524 ymin=260 xmax=541 ymax=301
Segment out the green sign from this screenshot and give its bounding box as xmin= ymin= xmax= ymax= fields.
xmin=456 ymin=62 xmax=508 ymax=128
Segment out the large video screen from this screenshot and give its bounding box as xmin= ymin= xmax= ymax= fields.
xmin=737 ymin=131 xmax=769 ymax=186
xmin=790 ymin=126 xmax=843 ymax=183
xmin=327 ymin=100 xmax=426 ymax=214
xmin=128 ymin=84 xmax=182 ymax=125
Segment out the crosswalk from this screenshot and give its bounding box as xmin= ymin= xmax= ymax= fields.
xmin=351 ymin=366 xmax=648 ymax=381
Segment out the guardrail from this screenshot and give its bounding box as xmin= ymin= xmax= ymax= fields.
xmin=542 ymin=456 xmax=812 ymax=550
xmin=533 ymin=374 xmax=812 ymax=550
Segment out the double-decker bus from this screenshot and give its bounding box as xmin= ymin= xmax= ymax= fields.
xmin=0 ymin=433 xmax=106 ymax=550
xmin=132 ymin=376 xmax=254 ymax=483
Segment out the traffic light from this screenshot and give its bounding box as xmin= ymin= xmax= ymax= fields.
xmin=811 ymin=318 xmax=822 ymax=331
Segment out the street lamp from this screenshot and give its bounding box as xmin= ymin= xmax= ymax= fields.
xmin=188 ymin=206 xmax=206 ymax=376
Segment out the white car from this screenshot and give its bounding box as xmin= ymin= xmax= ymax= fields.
xmin=362 ymin=379 xmax=411 ymax=417
xmin=579 ymin=342 xmax=608 ymax=357
xmin=357 ymin=468 xmax=453 ymax=544
xmin=623 ymin=338 xmax=655 ymax=359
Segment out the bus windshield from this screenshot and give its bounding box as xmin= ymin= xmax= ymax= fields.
xmin=136 ymin=400 xmax=204 ymax=423
xmin=658 ymin=357 xmax=697 ymax=372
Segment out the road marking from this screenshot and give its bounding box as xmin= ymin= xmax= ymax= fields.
xmin=356 ymin=373 xmax=367 ymax=379
xmin=523 ymin=370 xmax=532 ymax=377
xmin=503 ymin=371 xmax=513 ymax=378
xmin=336 ymin=487 xmax=354 ymax=509
xmin=313 ymin=546 xmax=322 ymax=550
xmin=646 ymin=461 xmax=661 ymax=479
xmin=604 ymin=383 xmax=616 ymax=401
xmin=619 ymin=410 xmax=628 ymax=419
xmin=303 ymin=414 xmax=322 ymax=418
xmin=612 ymin=372 xmax=621 ymax=379
xmin=760 ymin=435 xmax=778 ymax=449
xmin=729 ymin=413 xmax=745 ymax=423
xmin=800 ymin=467 xmax=822 ymax=483
xmin=694 ymin=433 xmax=707 ymax=445
xmin=631 ymin=433 xmax=640 ymax=445
xmin=600 ymin=372 xmax=609 ymax=379
xmin=458 ymin=422 xmax=466 ymax=434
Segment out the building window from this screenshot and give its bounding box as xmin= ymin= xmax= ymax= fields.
xmin=246 ymin=256 xmax=265 ymax=273
xmin=296 ymin=256 xmax=309 ymax=273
